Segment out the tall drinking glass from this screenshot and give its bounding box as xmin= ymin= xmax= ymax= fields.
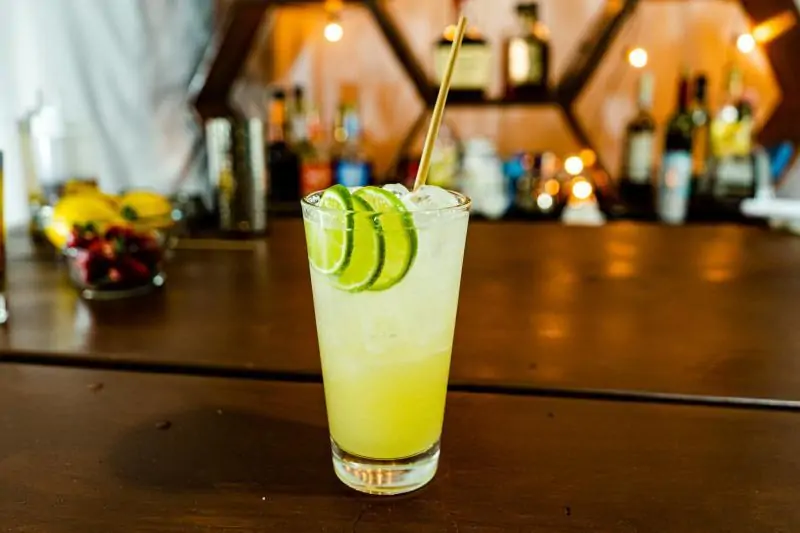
xmin=301 ymin=188 xmax=470 ymax=495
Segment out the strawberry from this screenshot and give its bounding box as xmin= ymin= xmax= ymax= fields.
xmin=107 ymin=268 xmax=122 ymax=283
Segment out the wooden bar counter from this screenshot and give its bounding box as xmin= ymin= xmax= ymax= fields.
xmin=3 ymin=220 xmax=800 ymax=402
xmin=3 ymin=220 xmax=800 ymax=530
xmin=1 ymin=364 xmax=799 ymax=532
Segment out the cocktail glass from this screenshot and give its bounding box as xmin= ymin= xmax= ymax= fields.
xmin=301 ymin=189 xmax=470 ymax=495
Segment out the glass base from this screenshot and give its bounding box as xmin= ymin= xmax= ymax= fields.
xmin=331 ymin=439 xmax=440 ymax=496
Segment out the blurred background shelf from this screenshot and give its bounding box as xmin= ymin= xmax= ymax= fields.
xmin=184 ymin=0 xmax=800 ymax=226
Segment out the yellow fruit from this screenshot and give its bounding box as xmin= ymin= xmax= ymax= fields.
xmin=119 ymin=190 xmax=173 ymax=229
xmin=45 ymin=194 xmax=124 ymax=249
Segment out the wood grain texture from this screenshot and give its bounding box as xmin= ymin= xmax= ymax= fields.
xmin=1 ymin=364 xmax=799 ymax=532
xmin=4 ymin=221 xmax=800 ymax=402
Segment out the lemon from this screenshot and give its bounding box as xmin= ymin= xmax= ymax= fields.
xmin=119 ymin=190 xmax=173 ymax=229
xmin=45 ymin=194 xmax=124 ymax=249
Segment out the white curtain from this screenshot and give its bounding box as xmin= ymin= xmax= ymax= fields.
xmin=0 ymin=0 xmax=214 ymax=227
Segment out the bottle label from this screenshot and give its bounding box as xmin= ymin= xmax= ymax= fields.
xmin=626 ymin=132 xmax=654 ymax=184
xmin=659 ymin=152 xmax=692 ymax=223
xmin=508 ymin=39 xmax=543 ymax=85
xmin=336 ymin=161 xmax=369 ymax=188
xmin=435 ymin=43 xmax=491 ymax=90
xmin=301 ymin=162 xmax=332 ymax=196
xmin=711 ymin=113 xmax=753 ymax=158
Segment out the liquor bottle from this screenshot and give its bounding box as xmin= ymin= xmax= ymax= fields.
xmin=658 ymin=72 xmax=693 ymax=224
xmin=266 ymin=89 xmax=300 ymax=207
xmin=289 ymin=85 xmax=306 ymax=148
xmin=333 ymin=101 xmax=371 ymax=188
xmin=711 ymin=65 xmax=753 ymax=159
xmin=298 ymin=105 xmax=333 ymax=196
xmin=504 ymin=2 xmax=551 ymax=100
xmin=709 ymin=65 xmax=755 ymax=202
xmin=434 ymin=0 xmax=492 ymax=102
xmin=690 ymin=74 xmax=711 ymax=179
xmin=687 ymin=73 xmax=714 ymax=217
xmin=17 ymin=95 xmax=47 ymax=243
xmin=618 ymin=71 xmax=656 ymax=218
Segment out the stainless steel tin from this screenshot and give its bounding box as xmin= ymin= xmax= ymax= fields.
xmin=205 ymin=117 xmax=268 ymax=234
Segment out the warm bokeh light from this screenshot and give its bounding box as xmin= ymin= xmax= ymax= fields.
xmin=536 ymin=193 xmax=554 ymax=210
xmin=324 ymin=20 xmax=344 ymax=42
xmin=579 ymin=149 xmax=597 ymax=168
xmin=736 ymin=33 xmax=756 ymax=54
xmin=627 ymin=47 xmax=648 ymax=69
xmin=544 ymin=179 xmax=560 ymax=196
xmin=564 ymin=156 xmax=584 ymax=176
xmin=572 ymin=179 xmax=593 ymax=201
xmin=752 ymin=10 xmax=797 ymax=43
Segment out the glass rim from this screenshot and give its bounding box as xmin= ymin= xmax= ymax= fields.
xmin=301 ymin=189 xmax=472 ymax=215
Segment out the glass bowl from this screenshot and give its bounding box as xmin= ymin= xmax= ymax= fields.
xmin=64 ymin=223 xmax=168 ymax=300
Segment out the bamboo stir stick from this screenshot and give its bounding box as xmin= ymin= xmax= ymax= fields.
xmin=412 ymin=16 xmax=468 ymax=192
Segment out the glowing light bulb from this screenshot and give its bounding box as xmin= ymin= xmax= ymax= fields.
xmin=736 ymin=33 xmax=756 ymax=54
xmin=564 ymin=156 xmax=584 ymax=176
xmin=324 ymin=20 xmax=343 ymax=42
xmin=544 ymin=179 xmax=560 ymax=196
xmin=627 ymin=47 xmax=648 ymax=69
xmin=572 ymin=179 xmax=593 ymax=201
xmin=537 ymin=193 xmax=554 ymax=211
xmin=579 ymin=149 xmax=597 ymax=168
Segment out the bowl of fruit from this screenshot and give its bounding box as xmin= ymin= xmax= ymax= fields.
xmin=65 ymin=222 xmax=166 ymax=300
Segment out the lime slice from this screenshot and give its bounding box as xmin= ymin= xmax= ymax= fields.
xmin=332 ymin=195 xmax=385 ymax=292
xmin=353 ymin=186 xmax=418 ymax=291
xmin=305 ymin=184 xmax=353 ymax=275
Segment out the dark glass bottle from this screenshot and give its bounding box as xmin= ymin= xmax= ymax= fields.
xmin=504 ymin=2 xmax=550 ymax=100
xmin=266 ymin=89 xmax=300 ymax=210
xmin=618 ymin=72 xmax=656 ymax=218
xmin=434 ymin=0 xmax=492 ymax=102
xmin=658 ymin=72 xmax=694 ymax=224
xmin=690 ymin=74 xmax=711 ymax=180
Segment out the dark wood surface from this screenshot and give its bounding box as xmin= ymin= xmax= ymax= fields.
xmin=1 ymin=364 xmax=799 ymax=532
xmin=4 ymin=220 xmax=800 ymax=402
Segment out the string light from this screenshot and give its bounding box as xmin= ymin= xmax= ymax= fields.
xmin=536 ymin=193 xmax=554 ymax=211
xmin=324 ymin=18 xmax=343 ymax=42
xmin=627 ymin=47 xmax=648 ymax=69
xmin=564 ymin=156 xmax=584 ymax=176
xmin=571 ymin=179 xmax=593 ymax=201
xmin=544 ymin=179 xmax=560 ymax=196
xmin=579 ymin=149 xmax=597 ymax=168
xmin=324 ymin=0 xmax=344 ymax=42
xmin=736 ymin=33 xmax=756 ymax=54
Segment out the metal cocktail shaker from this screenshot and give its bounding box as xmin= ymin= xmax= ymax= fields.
xmin=206 ymin=117 xmax=268 ymax=235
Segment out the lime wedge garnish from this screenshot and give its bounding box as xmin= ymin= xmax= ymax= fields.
xmin=332 ymin=195 xmax=385 ymax=292
xmin=306 ymin=184 xmax=353 ymax=275
xmin=353 ymin=186 xmax=418 ymax=291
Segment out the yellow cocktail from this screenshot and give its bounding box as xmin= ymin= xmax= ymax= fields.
xmin=302 ymin=184 xmax=470 ymax=494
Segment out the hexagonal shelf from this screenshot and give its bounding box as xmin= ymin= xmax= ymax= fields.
xmin=193 ymin=0 xmax=799 ymax=179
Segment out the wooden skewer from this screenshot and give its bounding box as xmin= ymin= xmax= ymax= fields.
xmin=412 ymin=16 xmax=468 ymax=192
